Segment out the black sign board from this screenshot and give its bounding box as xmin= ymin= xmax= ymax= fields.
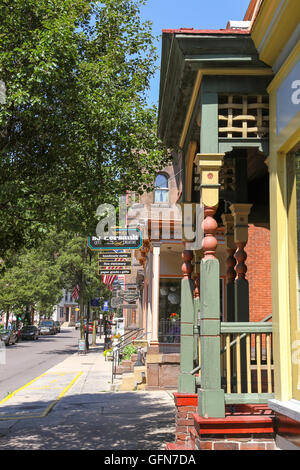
xmin=99 ymin=269 xmax=131 ymax=275
xmin=88 ymin=228 xmax=142 ymax=251
xmin=99 ymin=252 xmax=131 ymax=259
xmin=100 ymin=261 xmax=131 ymax=267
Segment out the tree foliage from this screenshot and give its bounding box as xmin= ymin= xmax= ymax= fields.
xmin=0 ymin=231 xmax=111 ymax=324
xmin=0 ymin=0 xmax=168 ymax=253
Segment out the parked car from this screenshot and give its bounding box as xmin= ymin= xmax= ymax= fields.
xmin=54 ymin=321 xmax=61 ymax=333
xmin=39 ymin=320 xmax=56 ymax=335
xmin=75 ymin=319 xmax=87 ymax=330
xmin=0 ymin=329 xmax=17 ymax=346
xmin=21 ymin=325 xmax=39 ymax=341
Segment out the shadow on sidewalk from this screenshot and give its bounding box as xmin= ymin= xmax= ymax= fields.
xmin=0 ymin=391 xmax=176 ymax=450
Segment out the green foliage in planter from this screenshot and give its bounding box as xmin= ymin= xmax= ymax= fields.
xmin=121 ymin=344 xmax=138 ymax=361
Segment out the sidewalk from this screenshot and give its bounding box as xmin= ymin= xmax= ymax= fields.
xmin=0 ymin=331 xmax=176 ymax=450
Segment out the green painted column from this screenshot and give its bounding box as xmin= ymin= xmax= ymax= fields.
xmin=178 ymin=249 xmax=196 ymax=394
xmin=193 ymin=251 xmax=201 ymax=364
xmin=198 ymin=258 xmax=225 ymax=418
xmin=200 ymin=92 xmax=219 ymax=154
xmin=196 ymin=153 xmax=225 ymax=418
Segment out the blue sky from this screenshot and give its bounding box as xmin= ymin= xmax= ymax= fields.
xmin=140 ymin=0 xmax=251 ymax=106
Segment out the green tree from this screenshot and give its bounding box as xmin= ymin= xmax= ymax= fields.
xmin=0 ymin=248 xmax=63 ymax=324
xmin=0 ymin=0 xmax=167 ymax=254
xmin=56 ymin=235 xmax=111 ymax=341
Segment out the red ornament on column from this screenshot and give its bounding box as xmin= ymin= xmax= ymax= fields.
xmin=193 ymin=274 xmax=200 ymax=298
xmin=182 ymin=250 xmax=193 ymax=279
xmin=234 ymin=242 xmax=247 ymax=280
xmin=202 ymin=206 xmax=218 ymax=260
xmin=226 ymin=248 xmax=236 ymax=283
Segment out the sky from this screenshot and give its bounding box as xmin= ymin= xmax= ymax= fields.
xmin=140 ymin=0 xmax=251 ymax=106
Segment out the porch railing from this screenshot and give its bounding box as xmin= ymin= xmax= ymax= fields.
xmin=158 ymin=319 xmax=180 ymax=344
xmin=220 ymin=321 xmax=274 ymax=404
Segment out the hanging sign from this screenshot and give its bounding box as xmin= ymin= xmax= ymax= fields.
xmin=88 ymin=228 xmax=142 ymax=251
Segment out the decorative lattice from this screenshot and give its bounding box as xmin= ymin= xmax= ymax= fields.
xmin=220 ymin=158 xmax=235 ymax=193
xmin=218 ymin=95 xmax=269 ymax=139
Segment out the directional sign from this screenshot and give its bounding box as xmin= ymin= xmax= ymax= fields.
xmin=88 ymin=228 xmax=142 ymax=251
xmin=99 ymin=261 xmax=132 ymax=267
xmin=98 ymin=250 xmax=132 ymax=275
xmin=99 ymin=252 xmax=131 ymax=259
xmin=99 ymin=269 xmax=131 ymax=275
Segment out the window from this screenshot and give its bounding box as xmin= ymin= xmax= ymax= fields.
xmin=154 ymin=174 xmax=169 ymax=203
xmin=287 ymin=150 xmax=300 ymax=401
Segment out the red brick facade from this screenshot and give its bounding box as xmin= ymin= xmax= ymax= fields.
xmin=168 ymin=394 xmax=278 ymax=451
xmin=247 ymin=225 xmax=272 ymax=322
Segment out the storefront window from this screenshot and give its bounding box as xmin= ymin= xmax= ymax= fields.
xmin=288 ymin=150 xmax=300 ymax=400
xmin=158 ymin=278 xmax=181 ymax=343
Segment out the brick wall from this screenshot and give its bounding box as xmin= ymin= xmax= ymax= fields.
xmin=191 ymin=434 xmax=278 ymax=450
xmin=173 ymin=394 xmax=198 ymax=446
xmin=247 ymin=225 xmax=272 ymax=322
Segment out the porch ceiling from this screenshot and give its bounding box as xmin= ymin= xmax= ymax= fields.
xmin=158 ymin=31 xmax=272 ymax=151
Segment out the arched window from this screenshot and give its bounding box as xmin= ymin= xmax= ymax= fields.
xmin=154 ymin=173 xmax=169 ymax=203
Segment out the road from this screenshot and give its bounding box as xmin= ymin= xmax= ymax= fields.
xmin=0 ymin=327 xmax=83 ymax=400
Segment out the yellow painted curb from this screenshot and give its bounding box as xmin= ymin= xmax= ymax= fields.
xmin=0 ymin=372 xmax=46 ymax=405
xmin=0 ymin=371 xmax=83 ymax=420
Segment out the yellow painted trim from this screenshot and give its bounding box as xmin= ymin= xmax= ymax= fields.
xmin=286 ymin=155 xmax=300 ymax=401
xmin=267 ymin=40 xmax=300 ymax=94
xmin=179 ymin=67 xmax=273 ymax=149
xmin=185 ymin=141 xmax=197 ymax=202
xmin=179 ymin=71 xmax=202 ymax=149
xmin=269 ymin=151 xmax=293 ymax=401
xmin=278 ymin=118 xmax=300 ymax=154
xmin=251 ymin=0 xmax=282 ymax=49
xmin=253 ymin=0 xmax=300 ymax=66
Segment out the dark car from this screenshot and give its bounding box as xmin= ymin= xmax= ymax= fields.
xmin=39 ymin=320 xmax=56 ymax=335
xmin=0 ymin=329 xmax=17 ymax=346
xmin=21 ymin=326 xmax=39 ymax=340
xmin=54 ymin=321 xmax=61 ymax=333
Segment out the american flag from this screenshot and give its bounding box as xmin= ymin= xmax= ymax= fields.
xmin=72 ymin=284 xmax=80 ymax=300
xmin=102 ymin=274 xmax=117 ymax=290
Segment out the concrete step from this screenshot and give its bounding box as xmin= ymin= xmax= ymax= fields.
xmin=119 ymin=372 xmax=135 ymax=391
xmin=118 ymin=366 xmax=147 ymax=391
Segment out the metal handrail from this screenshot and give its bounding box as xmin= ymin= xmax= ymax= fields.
xmin=111 ymin=328 xmax=145 ymax=384
xmin=190 ymin=314 xmax=272 ymax=376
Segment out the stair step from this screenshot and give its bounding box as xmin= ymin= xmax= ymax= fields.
xmin=165 ymin=443 xmax=191 ymax=450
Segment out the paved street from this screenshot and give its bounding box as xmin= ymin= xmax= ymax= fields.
xmin=0 ymin=327 xmax=81 ymax=400
xmin=0 ymin=330 xmax=176 ymax=450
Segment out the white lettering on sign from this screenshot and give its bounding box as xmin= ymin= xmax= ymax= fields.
xmin=291 ymin=80 xmax=300 ymax=105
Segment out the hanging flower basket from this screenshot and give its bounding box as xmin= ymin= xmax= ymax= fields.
xmin=169 ymin=313 xmax=180 ymax=323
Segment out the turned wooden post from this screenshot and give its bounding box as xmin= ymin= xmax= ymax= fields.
xmin=230 ymin=203 xmax=252 ymax=393
xmin=229 ymin=204 xmax=252 ymax=323
xmin=221 ymin=213 xmax=236 ymax=322
xmin=196 ymin=153 xmax=225 ymax=418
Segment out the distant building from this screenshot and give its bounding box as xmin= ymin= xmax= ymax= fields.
xmin=52 ymin=290 xmax=79 ymax=325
